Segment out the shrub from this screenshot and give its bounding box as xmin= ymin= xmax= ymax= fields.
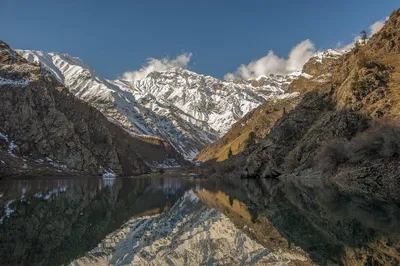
xmin=314 ymin=126 xmax=400 ymax=173
xmin=346 ymin=127 xmax=400 ymax=162
xmin=315 ymin=140 xmax=347 ymax=173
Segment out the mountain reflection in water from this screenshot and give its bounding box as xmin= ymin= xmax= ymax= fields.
xmin=0 ymin=177 xmax=399 ymax=265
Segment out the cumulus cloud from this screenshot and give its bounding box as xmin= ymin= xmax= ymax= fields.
xmin=224 ymin=39 xmax=315 ymax=80
xmin=122 ymin=52 xmax=192 ymax=83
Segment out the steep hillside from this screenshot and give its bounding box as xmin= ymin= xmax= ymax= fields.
xmin=209 ymin=9 xmax=400 ymax=194
xmin=0 ymin=41 xmax=150 ymax=177
xmin=196 ymin=49 xmax=344 ymax=162
xmin=196 ymin=96 xmax=299 ymax=162
xmin=17 ymin=50 xmax=299 ymax=159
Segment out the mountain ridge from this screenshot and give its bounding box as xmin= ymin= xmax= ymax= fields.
xmin=17 ymin=50 xmax=300 ymax=159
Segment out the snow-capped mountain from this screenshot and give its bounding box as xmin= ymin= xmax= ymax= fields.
xmin=17 ymin=50 xmax=299 ymax=159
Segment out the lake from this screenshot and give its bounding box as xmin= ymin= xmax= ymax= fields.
xmin=1 ymin=176 xmax=399 ymax=265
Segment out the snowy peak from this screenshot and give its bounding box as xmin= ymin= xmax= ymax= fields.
xmin=312 ymin=48 xmax=346 ymax=63
xmin=17 ymin=49 xmax=300 ymax=160
xmin=127 ymin=67 xmax=291 ymax=134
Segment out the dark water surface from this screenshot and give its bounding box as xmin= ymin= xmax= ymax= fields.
xmin=0 ymin=176 xmax=399 ymax=265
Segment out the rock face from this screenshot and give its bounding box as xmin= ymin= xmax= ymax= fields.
xmin=17 ymin=50 xmax=299 ymax=159
xmin=0 ymin=41 xmax=150 ymax=176
xmin=206 ymin=9 xmax=400 ymax=193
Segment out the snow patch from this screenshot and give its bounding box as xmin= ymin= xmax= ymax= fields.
xmin=0 ymin=200 xmax=15 ymax=224
xmin=49 ymin=161 xmax=68 ymax=170
xmin=314 ymin=49 xmax=344 ymax=63
xmin=0 ymin=132 xmax=18 ymax=155
xmin=34 ymin=186 xmax=67 ymax=201
xmin=183 ymin=190 xmax=199 ymax=202
xmin=301 ymin=73 xmax=313 ymax=79
xmin=103 ymin=169 xmax=116 ymax=178
xmin=0 ymin=77 xmax=29 ymax=86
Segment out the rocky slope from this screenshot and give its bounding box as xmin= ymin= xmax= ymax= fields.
xmin=0 ymin=41 xmax=150 ymax=177
xmin=196 ymin=49 xmax=344 ymax=162
xmin=207 ymin=8 xmax=400 ymax=197
xmin=17 ymin=50 xmax=299 ymax=159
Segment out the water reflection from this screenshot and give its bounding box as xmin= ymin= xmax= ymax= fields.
xmin=0 ymin=177 xmax=202 ymax=266
xmin=0 ymin=176 xmax=399 ymax=265
xmin=222 ymin=177 xmax=400 ymax=265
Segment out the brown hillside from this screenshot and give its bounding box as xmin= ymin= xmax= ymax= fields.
xmin=195 ymin=97 xmax=299 ymax=162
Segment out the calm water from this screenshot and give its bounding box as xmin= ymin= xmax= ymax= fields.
xmin=0 ymin=176 xmax=399 ymax=265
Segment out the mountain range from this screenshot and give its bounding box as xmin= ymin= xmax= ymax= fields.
xmin=16 ymin=50 xmax=300 ymax=160
xmin=0 ymin=40 xmax=347 ymax=176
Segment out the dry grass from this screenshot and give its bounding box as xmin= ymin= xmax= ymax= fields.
xmin=196 ymin=99 xmax=295 ymax=162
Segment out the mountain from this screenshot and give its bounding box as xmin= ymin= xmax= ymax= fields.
xmin=17 ymin=50 xmax=299 ymax=159
xmin=196 ymin=48 xmax=345 ymax=162
xmin=14 ymin=51 xmax=187 ymax=167
xmin=0 ymin=40 xmax=150 ymax=177
xmin=206 ymin=8 xmax=400 ymax=194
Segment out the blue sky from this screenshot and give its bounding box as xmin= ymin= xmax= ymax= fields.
xmin=1 ymin=0 xmax=398 ymax=80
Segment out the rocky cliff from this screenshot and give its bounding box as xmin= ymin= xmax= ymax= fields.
xmin=0 ymin=41 xmax=150 ymax=177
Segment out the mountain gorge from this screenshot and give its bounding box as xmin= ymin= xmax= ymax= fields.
xmin=17 ymin=50 xmax=299 ymax=160
xmin=1 ymin=8 xmax=398 ymax=178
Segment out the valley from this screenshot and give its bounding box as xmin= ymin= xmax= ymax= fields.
xmin=1 ymin=4 xmax=400 ymax=265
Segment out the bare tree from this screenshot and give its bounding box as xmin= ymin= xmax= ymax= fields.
xmin=228 ymin=148 xmax=233 ymax=159
xmin=360 ymin=30 xmax=368 ymax=44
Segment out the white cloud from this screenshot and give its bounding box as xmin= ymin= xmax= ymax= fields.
xmin=122 ymin=52 xmax=192 ymax=83
xmin=341 ymin=36 xmax=361 ymax=51
xmin=340 ymin=17 xmax=389 ymax=51
xmin=370 ymin=17 xmax=389 ymax=35
xmin=224 ymin=39 xmax=315 ymax=80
